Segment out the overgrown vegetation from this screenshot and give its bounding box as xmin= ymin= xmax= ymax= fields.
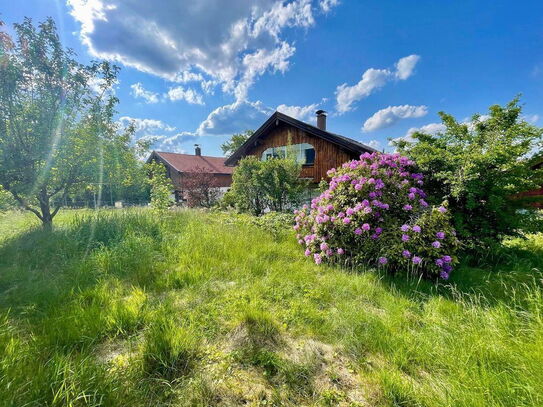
xmin=1 ymin=208 xmax=542 ymax=406
xmin=223 ymin=155 xmax=307 ymax=215
xmin=395 ymin=98 xmax=543 ymax=248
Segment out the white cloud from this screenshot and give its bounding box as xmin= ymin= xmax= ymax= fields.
xmin=367 ymin=139 xmax=381 ymax=150
xmin=389 ymin=122 xmax=446 ymax=145
xmin=118 ymin=117 xmax=176 ymax=133
xmin=68 ymin=0 xmax=338 ymax=101
xmin=235 ymin=41 xmax=296 ymax=100
xmin=335 ymin=54 xmax=420 ymax=113
xmin=196 ymin=100 xmax=272 ymax=136
xmin=166 ymin=86 xmax=204 ymax=105
xmin=118 ymin=116 xmax=193 ymax=153
xmin=320 ymin=0 xmax=340 ymax=13
xmin=173 ymin=71 xmax=205 ymax=83
xmin=395 ymin=55 xmax=420 ymax=80
xmin=362 ymin=105 xmax=428 ymax=132
xmin=130 ymin=82 xmax=159 ymax=104
xmin=525 ymin=114 xmax=540 ymax=124
xmin=276 ymin=102 xmax=322 ymax=122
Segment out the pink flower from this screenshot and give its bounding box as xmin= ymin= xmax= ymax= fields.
xmin=346 ymin=208 xmax=354 ymax=216
xmin=314 ymin=254 xmax=322 ymax=265
xmin=337 ymin=248 xmax=344 ymax=255
xmin=402 ymin=234 xmax=410 ymax=242
xmin=362 ymin=223 xmax=370 ymax=231
xmin=438 ymin=206 xmax=447 ymax=213
xmin=304 ymin=249 xmax=311 ymax=256
xmin=412 ymin=225 xmax=421 ymax=233
xmin=403 ymin=204 xmax=413 ymax=211
xmin=320 ymin=242 xmax=329 ymax=251
xmin=355 ymin=184 xmax=362 ymax=191
xmin=412 ymin=256 xmax=422 ymax=264
xmin=343 ymin=217 xmax=351 ymax=224
xmin=354 ymin=228 xmax=363 ymax=235
xmin=378 ymin=257 xmax=388 ymax=265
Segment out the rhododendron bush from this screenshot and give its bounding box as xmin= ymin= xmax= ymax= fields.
xmin=294 ymin=153 xmax=460 ymax=279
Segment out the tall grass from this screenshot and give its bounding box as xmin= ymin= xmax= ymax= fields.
xmin=0 ymin=208 xmax=542 ymax=406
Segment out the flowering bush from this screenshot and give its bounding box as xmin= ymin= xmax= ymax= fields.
xmin=294 ymin=153 xmax=460 ymax=279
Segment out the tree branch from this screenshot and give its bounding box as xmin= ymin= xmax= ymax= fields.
xmin=51 ymin=188 xmax=68 ymax=218
xmin=10 ymin=190 xmax=44 ymax=221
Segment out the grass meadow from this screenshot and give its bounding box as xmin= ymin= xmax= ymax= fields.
xmin=0 ymin=208 xmax=542 ymax=406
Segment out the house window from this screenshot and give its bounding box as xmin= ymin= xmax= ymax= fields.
xmin=261 ymin=143 xmax=315 ymax=165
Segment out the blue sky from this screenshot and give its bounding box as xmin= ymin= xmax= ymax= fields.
xmin=3 ymin=0 xmax=543 ymax=157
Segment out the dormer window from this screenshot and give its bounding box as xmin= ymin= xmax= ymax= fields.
xmin=261 ymin=143 xmax=315 ymax=166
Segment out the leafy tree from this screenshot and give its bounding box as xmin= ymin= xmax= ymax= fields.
xmin=224 ymin=155 xmax=306 ymax=215
xmin=394 ymin=98 xmax=543 ymax=247
xmin=183 ymin=166 xmax=221 ymax=208
xmin=0 ymin=186 xmax=16 ymax=211
xmin=220 ymin=130 xmax=254 ymax=157
xmin=0 ymin=18 xmax=139 ymax=228
xmin=145 ymin=161 xmax=173 ymax=211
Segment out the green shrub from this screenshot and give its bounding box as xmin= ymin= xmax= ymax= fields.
xmin=394 ymin=98 xmax=543 ymax=248
xmin=295 ymin=153 xmax=460 ymax=279
xmin=223 ymin=155 xmax=307 ymax=215
xmin=145 ymin=161 xmax=173 ymax=211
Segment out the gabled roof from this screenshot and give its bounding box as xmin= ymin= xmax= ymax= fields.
xmin=224 ymin=111 xmax=377 ymax=166
xmin=147 ymin=151 xmax=233 ymax=175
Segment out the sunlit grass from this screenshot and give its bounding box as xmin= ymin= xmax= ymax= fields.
xmin=0 ymin=208 xmax=542 ymax=406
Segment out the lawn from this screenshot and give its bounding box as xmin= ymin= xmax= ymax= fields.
xmin=0 ymin=209 xmax=542 ymax=406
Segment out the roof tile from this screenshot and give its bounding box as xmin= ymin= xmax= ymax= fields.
xmin=152 ymin=152 xmax=233 ymax=174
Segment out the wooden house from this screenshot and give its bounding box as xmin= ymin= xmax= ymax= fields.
xmin=147 ymin=147 xmax=233 ymax=203
xmin=224 ymin=110 xmax=376 ymax=183
xmin=516 ymin=158 xmax=543 ymax=208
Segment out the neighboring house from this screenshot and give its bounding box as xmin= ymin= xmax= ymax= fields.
xmin=224 ymin=110 xmax=376 ymax=183
xmin=147 ymin=147 xmax=233 ymax=203
xmin=517 ymin=158 xmax=543 ymax=208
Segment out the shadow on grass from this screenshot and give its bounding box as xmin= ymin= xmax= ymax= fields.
xmin=0 ymin=210 xmax=189 ymax=317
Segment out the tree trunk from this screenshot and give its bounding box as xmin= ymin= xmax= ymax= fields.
xmin=39 ymin=189 xmax=54 ymax=231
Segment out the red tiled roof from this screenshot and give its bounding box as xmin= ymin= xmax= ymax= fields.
xmin=151 ymin=151 xmax=233 ymax=175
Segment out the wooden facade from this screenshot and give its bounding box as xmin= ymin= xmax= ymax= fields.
xmin=248 ymin=122 xmax=359 ymax=183
xmin=225 ymin=111 xmax=376 ymax=184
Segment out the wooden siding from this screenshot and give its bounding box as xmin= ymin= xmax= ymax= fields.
xmin=245 ymin=122 xmax=359 ymax=183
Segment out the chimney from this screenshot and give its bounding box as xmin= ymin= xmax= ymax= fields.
xmin=194 ymin=144 xmax=201 ymax=156
xmin=316 ymin=110 xmax=327 ymax=131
